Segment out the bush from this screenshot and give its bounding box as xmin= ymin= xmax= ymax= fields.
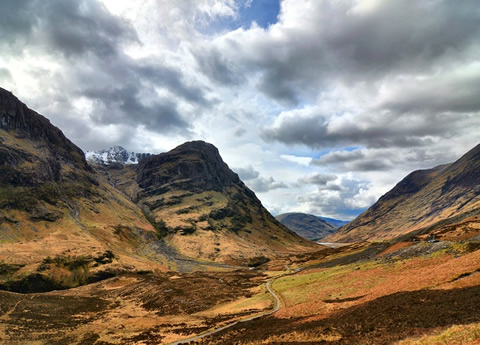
xmin=247 ymin=256 xmax=270 ymax=268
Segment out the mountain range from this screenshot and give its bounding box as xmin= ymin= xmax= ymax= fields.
xmin=0 ymin=87 xmax=313 ymax=291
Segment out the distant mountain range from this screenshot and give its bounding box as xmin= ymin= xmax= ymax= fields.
xmin=86 ymin=146 xmax=152 ymax=165
xmin=276 ymin=213 xmax=348 ymax=241
xmin=327 ymin=144 xmax=480 ymax=242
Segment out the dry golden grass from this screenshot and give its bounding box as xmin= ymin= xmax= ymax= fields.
xmin=395 ymin=323 xmax=480 ymax=345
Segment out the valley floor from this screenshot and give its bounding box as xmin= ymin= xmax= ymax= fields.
xmin=1 ymin=237 xmax=480 ymax=345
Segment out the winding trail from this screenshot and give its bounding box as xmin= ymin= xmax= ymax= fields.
xmin=165 ymin=280 xmax=281 ymax=345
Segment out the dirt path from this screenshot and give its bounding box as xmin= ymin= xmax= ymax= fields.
xmin=165 ymin=280 xmax=281 ymax=345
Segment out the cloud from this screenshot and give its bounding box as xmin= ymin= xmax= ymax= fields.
xmin=2 ymin=0 xmax=480 ymax=221
xmin=249 ymin=176 xmax=288 ymax=193
xmin=196 ymin=0 xmax=480 ymax=152
xmin=0 ymin=0 xmax=214 ymax=149
xmin=298 ymin=173 xmax=337 ymax=186
xmin=0 ymin=68 xmax=12 ymax=82
xmin=234 ymin=165 xmax=260 ymax=180
xmin=297 ymin=177 xmax=375 ymax=219
xmin=234 ymin=165 xmax=287 ymax=193
xmin=200 ymin=0 xmax=480 ymax=103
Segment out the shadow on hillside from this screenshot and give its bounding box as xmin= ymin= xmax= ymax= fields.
xmin=206 ymin=284 xmax=480 ymax=345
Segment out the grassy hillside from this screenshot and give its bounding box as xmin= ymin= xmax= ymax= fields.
xmin=328 ymin=144 xmax=480 ymax=242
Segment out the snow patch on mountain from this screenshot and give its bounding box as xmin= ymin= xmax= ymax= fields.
xmin=85 ymin=146 xmax=152 ymax=165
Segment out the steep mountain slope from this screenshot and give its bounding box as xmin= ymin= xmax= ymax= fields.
xmin=328 ymin=144 xmax=480 ymax=242
xmin=276 ymin=213 xmax=340 ymax=240
xmin=131 ymin=141 xmax=315 ymax=265
xmin=0 ymin=88 xmax=170 ymax=290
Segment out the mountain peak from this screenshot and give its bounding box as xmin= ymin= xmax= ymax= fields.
xmin=137 ymin=140 xmax=239 ymax=193
xmin=86 ymin=146 xmax=152 ymax=165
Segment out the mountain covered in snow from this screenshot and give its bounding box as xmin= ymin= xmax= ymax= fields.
xmin=85 ymin=146 xmax=152 ymax=165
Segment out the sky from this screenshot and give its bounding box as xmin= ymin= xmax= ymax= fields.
xmin=1 ymin=0 xmax=480 ymax=220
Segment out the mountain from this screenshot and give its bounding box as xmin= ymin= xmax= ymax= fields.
xmin=0 ymin=88 xmax=181 ymax=290
xmin=327 ymin=144 xmax=480 ymax=242
xmin=86 ymin=146 xmax=152 ymax=165
xmin=132 ymin=141 xmax=315 ymax=265
xmin=276 ymin=213 xmax=344 ymax=240
xmin=318 ymin=216 xmax=349 ymax=228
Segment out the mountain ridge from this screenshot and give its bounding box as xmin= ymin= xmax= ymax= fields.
xmin=327 ymin=144 xmax=480 ymax=242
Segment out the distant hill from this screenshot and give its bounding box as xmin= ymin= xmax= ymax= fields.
xmin=318 ymin=217 xmax=349 ymax=228
xmin=276 ymin=213 xmax=347 ymax=240
xmin=327 ymin=144 xmax=480 ymax=242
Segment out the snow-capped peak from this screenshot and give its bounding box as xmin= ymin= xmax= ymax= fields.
xmin=85 ymin=146 xmax=152 ymax=165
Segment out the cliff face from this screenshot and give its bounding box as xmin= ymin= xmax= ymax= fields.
xmin=0 ymin=88 xmax=90 ymax=186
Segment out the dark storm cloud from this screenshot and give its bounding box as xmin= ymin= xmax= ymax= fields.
xmin=261 ymin=109 xmax=466 ymax=150
xmin=249 ymin=176 xmax=287 ymax=193
xmin=309 ymin=145 xmax=461 ymax=174
xmin=196 ymin=0 xmax=480 ymax=153
xmin=0 ymin=1 xmax=36 ymax=49
xmin=311 ymin=148 xmax=396 ymax=172
xmin=195 ymin=47 xmax=243 ymax=85
xmin=82 ymin=84 xmax=190 ymax=133
xmin=0 ymin=0 xmax=135 ymax=56
xmin=267 ymin=0 xmax=480 ymax=105
xmin=202 ymin=0 xmax=480 ymax=105
xmin=0 ymin=0 xmax=210 ymax=144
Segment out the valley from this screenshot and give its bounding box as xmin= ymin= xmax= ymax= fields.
xmin=1 ymin=88 xmax=480 ymax=345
